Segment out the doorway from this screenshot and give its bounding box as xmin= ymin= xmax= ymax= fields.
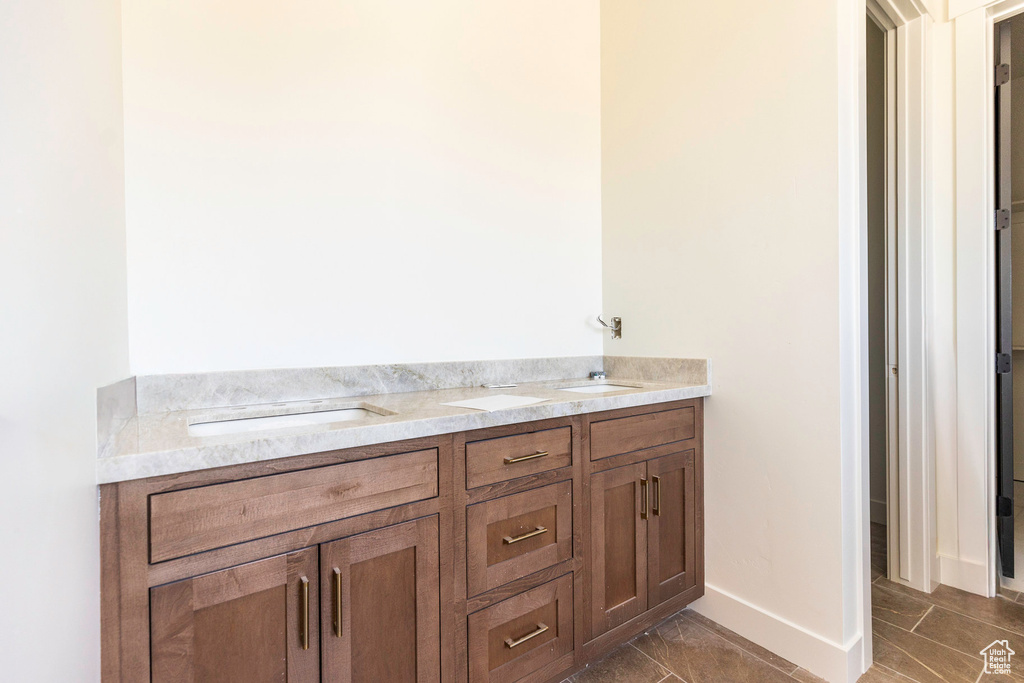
xmin=866 ymin=6 xmax=900 ymax=586
xmin=996 ymin=16 xmax=1024 ymax=591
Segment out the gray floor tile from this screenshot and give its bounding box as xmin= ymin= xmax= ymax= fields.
xmin=632 ymin=612 xmax=795 ymax=683
xmin=872 ymin=582 xmax=931 ymax=631
xmin=872 ymin=618 xmax=981 ymax=683
xmin=680 ymin=610 xmax=799 ymax=674
xmin=566 ymin=643 xmax=671 ymax=683
xmin=876 ymin=578 xmax=1024 ymax=636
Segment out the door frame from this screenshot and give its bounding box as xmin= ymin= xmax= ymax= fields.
xmin=866 ymin=1 xmax=905 ymax=587
xmin=843 ymin=0 xmax=934 ymax=676
xmin=867 ymin=0 xmax=939 ymax=597
xmin=950 ymin=0 xmax=1024 ymax=599
xmin=861 ymin=0 xmax=936 ymax=591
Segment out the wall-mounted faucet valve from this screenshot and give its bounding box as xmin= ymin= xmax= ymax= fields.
xmin=597 ymin=315 xmax=622 ymax=339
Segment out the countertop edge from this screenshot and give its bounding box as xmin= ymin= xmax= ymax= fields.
xmin=96 ymin=384 xmax=711 ymax=484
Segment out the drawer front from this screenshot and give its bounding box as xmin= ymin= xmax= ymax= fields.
xmin=468 ymin=574 xmax=574 ymax=683
xmin=149 ymin=449 xmax=438 ymax=562
xmin=466 ymin=481 xmax=573 ymax=596
xmin=466 ymin=427 xmax=571 ymax=489
xmin=590 ymin=406 xmax=695 ymax=461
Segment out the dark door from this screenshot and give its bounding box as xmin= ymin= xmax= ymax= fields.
xmin=997 ymin=19 xmax=1015 ymax=578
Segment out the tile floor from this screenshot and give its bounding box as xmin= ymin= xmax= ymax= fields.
xmin=563 ymin=523 xmax=1024 ymax=682
xmin=560 ymin=608 xmax=828 ymax=683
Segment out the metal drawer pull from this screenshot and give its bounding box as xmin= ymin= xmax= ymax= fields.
xmin=503 ymin=526 xmax=548 ymax=545
xmin=652 ymin=475 xmax=661 ymax=516
xmin=300 ymin=576 xmax=310 ymax=650
xmin=640 ymin=478 xmax=649 ymax=520
xmin=333 ymin=568 xmax=342 ymax=637
xmin=505 ymin=623 xmax=549 ymax=649
xmin=504 ymin=451 xmax=549 ymax=465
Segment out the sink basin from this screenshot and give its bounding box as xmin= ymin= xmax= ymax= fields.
xmin=189 ymin=404 xmax=388 ymax=437
xmin=557 ymin=382 xmax=642 ymax=394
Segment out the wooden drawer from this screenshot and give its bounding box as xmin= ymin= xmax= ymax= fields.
xmin=149 ymin=449 xmax=438 ymax=562
xmin=466 ymin=481 xmax=572 ymax=596
xmin=590 ymin=406 xmax=695 ymax=460
xmin=466 ymin=427 xmax=571 ymax=489
xmin=468 ymin=574 xmax=574 ymax=683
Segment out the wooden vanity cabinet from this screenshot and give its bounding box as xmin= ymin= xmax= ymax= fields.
xmin=101 ymin=399 xmax=703 ymax=683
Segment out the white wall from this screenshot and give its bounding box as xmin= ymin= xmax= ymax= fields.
xmin=121 ymin=0 xmax=603 ymax=375
xmin=600 ymin=0 xmax=854 ymax=678
xmin=0 ymin=0 xmax=129 ymax=680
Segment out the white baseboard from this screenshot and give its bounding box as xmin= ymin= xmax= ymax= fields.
xmin=939 ymin=554 xmax=990 ymax=596
xmin=692 ymin=584 xmax=864 ymax=683
xmin=870 ymin=499 xmax=887 ymax=525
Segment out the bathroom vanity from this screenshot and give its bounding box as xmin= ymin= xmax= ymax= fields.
xmin=98 ymin=360 xmax=707 ymax=682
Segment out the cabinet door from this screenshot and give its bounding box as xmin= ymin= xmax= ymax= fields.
xmin=647 ymin=450 xmax=697 ymax=606
xmin=321 ymin=516 xmax=441 ymax=683
xmin=150 ymin=547 xmax=319 ymax=683
xmin=589 ymin=461 xmax=648 ymax=638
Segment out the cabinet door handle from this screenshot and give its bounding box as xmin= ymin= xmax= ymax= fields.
xmin=504 ymin=451 xmax=549 ymax=465
xmin=333 ymin=568 xmax=342 ymax=638
xmin=502 ymin=526 xmax=548 ymax=545
xmin=652 ymin=475 xmax=661 ymax=516
xmin=504 ymin=623 xmax=549 ymax=649
xmin=299 ymin=576 xmax=309 ymax=650
xmin=640 ymin=478 xmax=649 ymax=520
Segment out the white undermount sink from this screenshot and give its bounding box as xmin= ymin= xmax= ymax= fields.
xmin=189 ymin=404 xmax=388 ymax=437
xmin=557 ymin=382 xmax=642 ymax=394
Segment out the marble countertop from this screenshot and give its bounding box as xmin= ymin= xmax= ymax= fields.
xmin=97 ymin=368 xmax=711 ymax=484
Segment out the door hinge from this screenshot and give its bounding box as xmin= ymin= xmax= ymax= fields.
xmin=998 ymin=353 xmax=1013 ymax=374
xmin=997 ymin=63 xmax=1012 ymax=86
xmin=997 ymin=209 xmax=1012 ymax=230
xmin=999 ymin=495 xmax=1014 ymax=517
